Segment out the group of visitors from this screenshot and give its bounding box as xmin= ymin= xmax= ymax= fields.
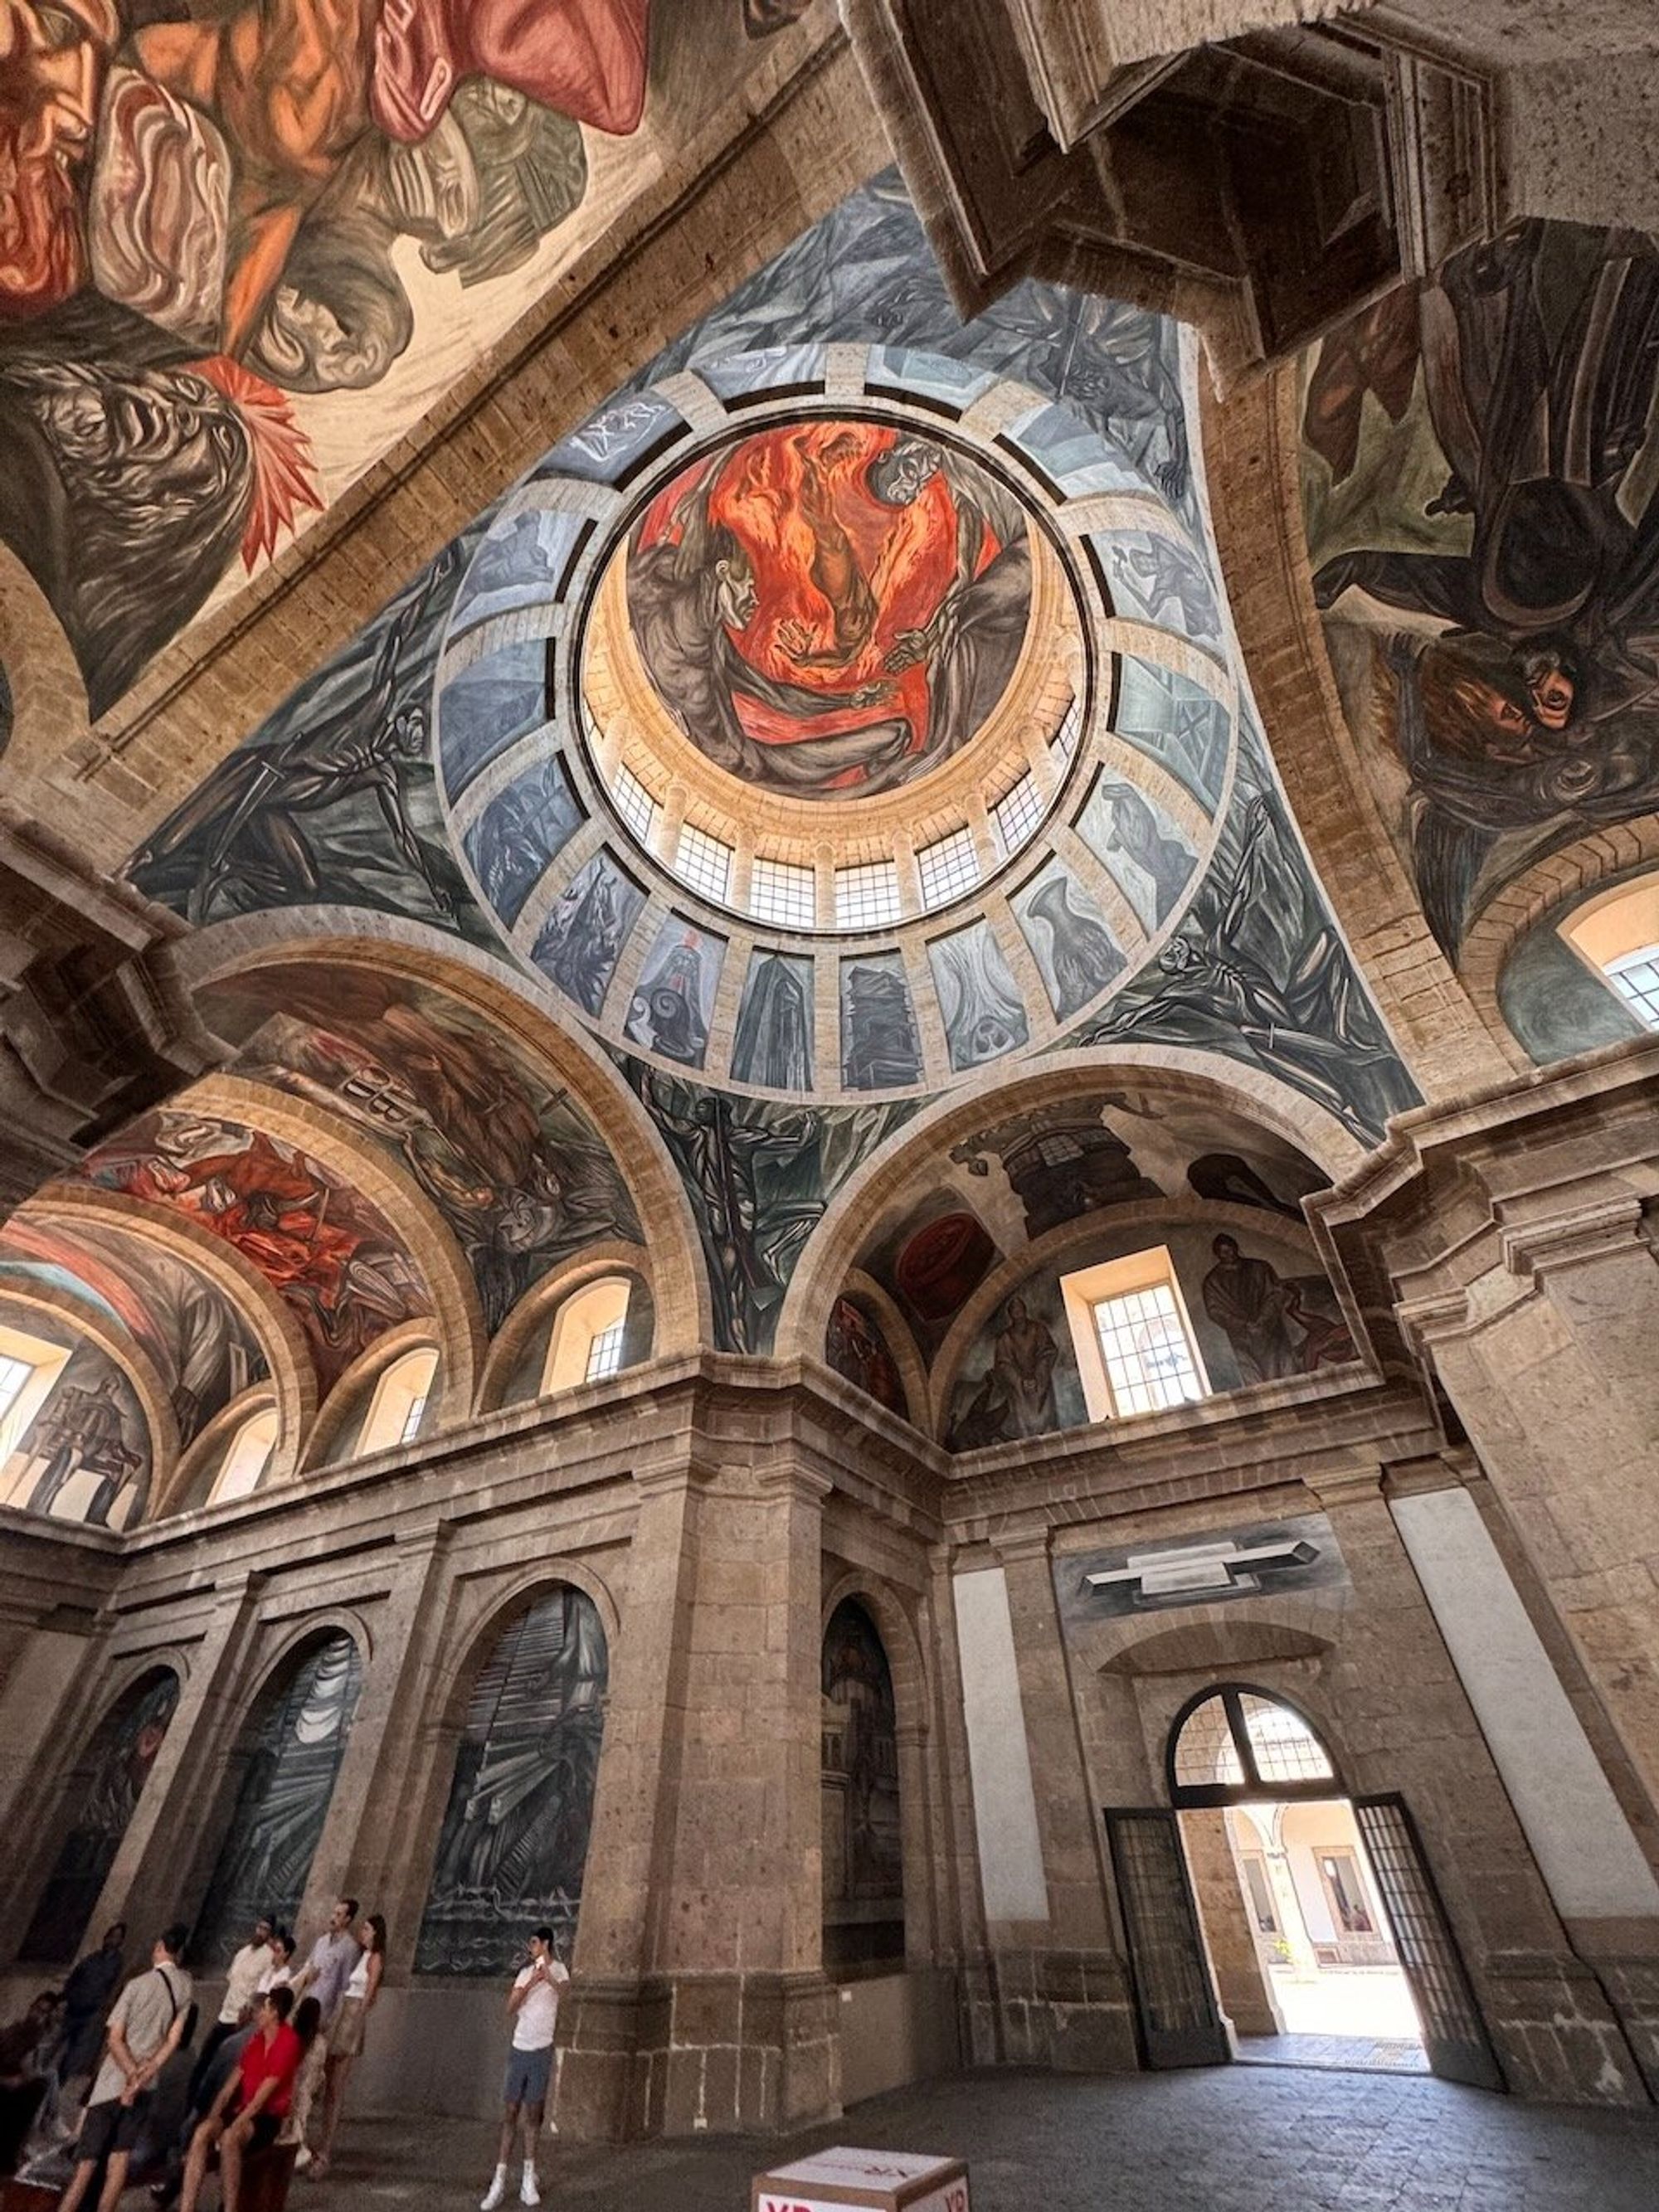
xmin=3 ymin=1897 xmax=385 ymax=2210
xmin=6 ymin=1908 xmax=572 ymax=2207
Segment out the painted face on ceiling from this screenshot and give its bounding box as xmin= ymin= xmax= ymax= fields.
xmin=0 ymin=0 xmax=121 ymax=317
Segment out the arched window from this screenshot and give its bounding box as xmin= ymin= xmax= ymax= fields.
xmin=208 ymin=1407 xmax=278 ymax=1505
xmin=358 ymin=1346 xmax=439 ymax=1456
xmin=1168 ymin=1685 xmax=1337 ymax=1808
xmin=541 ymin=1278 xmax=630 ymax=1393
xmin=416 ymin=1585 xmax=609 ymax=1975
xmin=20 ymin=1669 xmax=180 ymax=1963
xmin=1560 ymin=876 xmax=1659 ymax=1030
xmin=192 ymin=1632 xmax=362 ymax=1966
xmin=821 ymin=1599 xmax=904 ymax=1972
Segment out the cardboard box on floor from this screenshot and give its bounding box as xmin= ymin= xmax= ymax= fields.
xmin=752 ymin=2146 xmax=969 ymax=2212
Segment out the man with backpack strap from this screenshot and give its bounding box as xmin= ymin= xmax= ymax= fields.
xmin=59 ymin=1923 xmax=194 ymax=2212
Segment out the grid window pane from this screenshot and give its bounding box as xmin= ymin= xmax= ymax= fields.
xmin=0 ymin=1354 xmax=34 ymax=1425
xmin=674 ymin=820 xmax=732 ymax=903
xmin=1608 ymin=944 xmax=1659 ymax=1030
xmin=1050 ymin=693 xmax=1082 ymax=761
xmin=992 ymin=773 xmax=1044 ymax=858
xmin=834 ymin=859 xmax=902 ymax=930
xmin=1173 ymin=1695 xmax=1244 ymax=1789
xmin=397 ymin=1390 xmax=431 ymax=1445
xmin=1091 ymin=1280 xmax=1204 ymax=1417
xmin=612 ymin=762 xmax=659 ymax=843
xmin=1239 ymin=1694 xmax=1335 ymax=1785
xmin=917 ymin=826 xmax=980 ymax=908
xmin=585 ymin=1318 xmax=626 ymax=1382
xmin=749 ymin=855 xmax=816 ymax=930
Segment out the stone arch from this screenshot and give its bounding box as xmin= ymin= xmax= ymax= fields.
xmin=22 ymin=1184 xmax=318 ymax=1466
xmin=927 ymin=1194 xmax=1345 ymax=1440
xmin=0 ymin=1264 xmax=177 ymax=1523
xmin=300 ymin=1320 xmax=445 ymax=1475
xmin=178 ymin=918 xmax=711 ymax=1354
xmin=478 ymin=1244 xmax=655 ymax=1414
xmin=776 ymin=1051 xmax=1364 ymax=1364
xmin=163 ymin=1383 xmax=283 ymax=1517
xmin=1459 ymin=815 xmax=1659 ymax=1062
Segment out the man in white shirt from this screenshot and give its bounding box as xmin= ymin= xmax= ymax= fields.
xmin=479 ymin=1928 xmax=569 ymax=2210
xmin=58 ymin=1922 xmax=193 ymax=2212
xmin=190 ymin=1914 xmax=273 ymax=2101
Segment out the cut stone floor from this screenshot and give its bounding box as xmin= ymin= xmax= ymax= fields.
xmin=307 ymin=2067 xmax=1659 ymax=2211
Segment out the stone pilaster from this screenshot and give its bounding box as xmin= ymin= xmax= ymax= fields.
xmin=983 ymin=1524 xmax=1137 ymax=2073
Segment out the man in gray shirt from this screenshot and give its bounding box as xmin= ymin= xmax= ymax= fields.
xmin=59 ymin=1923 xmax=193 ymax=2212
xmin=287 ymin=1898 xmax=360 ymax=2166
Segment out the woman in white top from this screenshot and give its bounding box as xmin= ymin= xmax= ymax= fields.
xmin=255 ymin=1929 xmax=295 ymax=1996
xmin=312 ymin=1913 xmax=383 ymax=2177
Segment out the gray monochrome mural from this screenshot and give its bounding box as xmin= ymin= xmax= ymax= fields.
xmin=416 ymin=1586 xmax=607 ymax=1976
xmin=193 ymin=1634 xmax=363 ymax=1968
xmin=1053 ymin=1513 xmax=1346 ymax=1631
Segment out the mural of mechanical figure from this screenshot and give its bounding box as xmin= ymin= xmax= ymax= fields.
xmin=1085 ymin=793 xmax=1412 ymax=1145
xmin=130 ymin=553 xmax=459 ymax=923
xmin=26 ymin=1373 xmax=140 ymax=1524
xmin=417 ymin=1587 xmax=608 ymax=1976
xmin=627 ymin=470 xmax=917 ymax=795
xmin=1090 ymin=780 xmax=1194 ymax=926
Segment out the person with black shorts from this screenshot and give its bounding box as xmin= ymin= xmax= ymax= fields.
xmin=178 ymin=1986 xmax=303 ymax=2212
xmin=60 ymin=1924 xmax=193 ymax=2212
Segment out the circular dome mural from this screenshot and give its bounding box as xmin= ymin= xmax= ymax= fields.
xmin=624 ymin=419 xmax=1034 ymax=801
xmin=432 ymin=345 xmax=1237 ymax=1104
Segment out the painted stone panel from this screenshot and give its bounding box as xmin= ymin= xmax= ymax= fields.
xmin=1094 ymin=528 xmax=1222 ymax=649
xmin=825 ymin=1296 xmax=905 ymax=1416
xmin=927 ymin=920 xmax=1028 ymax=1072
xmin=731 ymin=950 xmax=815 ymax=1092
xmin=21 ymin=1670 xmax=180 ymax=1965
xmin=1073 ymin=767 xmax=1199 ymax=932
xmin=1053 ymin=1513 xmax=1346 ymax=1631
xmin=416 ymin=1587 xmax=607 ymax=1975
xmin=531 ymin=851 xmax=647 ymax=1019
xmin=839 ymin=954 xmax=922 ymax=1091
xmin=622 ymin=917 xmax=724 ymax=1070
xmin=1112 ymin=658 xmax=1229 ymax=813
xmin=460 ymin=755 xmax=581 ymax=928
xmin=193 ymin=1633 xmax=362 ymax=1967
xmin=1010 ymin=858 xmax=1125 ymax=1019
xmin=437 ymin=639 xmax=549 ymax=798
xmin=0 ymin=1310 xmax=151 ymax=1529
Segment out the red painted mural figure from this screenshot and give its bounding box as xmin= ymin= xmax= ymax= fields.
xmin=371 ymin=0 xmax=650 ymax=144
xmin=0 ymin=0 xmax=120 ymax=317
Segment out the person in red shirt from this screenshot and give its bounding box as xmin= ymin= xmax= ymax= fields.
xmin=178 ymin=1985 xmax=303 ymax=2212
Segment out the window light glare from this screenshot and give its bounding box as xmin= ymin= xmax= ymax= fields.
xmin=917 ymin=827 xmax=980 ymax=910
xmin=750 ymin=855 xmax=816 ymax=931
xmin=674 ymin=820 xmax=733 ymax=903
xmin=834 ymin=859 xmax=902 ymax=931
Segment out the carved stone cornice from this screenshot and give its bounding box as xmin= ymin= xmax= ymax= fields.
xmin=1497 ymin=1196 xmax=1650 ymax=1287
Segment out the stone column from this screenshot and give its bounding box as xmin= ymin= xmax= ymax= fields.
xmin=88 ymin=1573 xmax=270 ymax=1952
xmin=294 ymin=1519 xmax=453 ymax=1938
xmin=1398 ymin=1193 xmax=1659 ymax=1826
xmin=1301 ymin=1457 xmax=1650 ymax=2105
xmin=981 ymin=1527 xmax=1138 ymax=2072
xmin=560 ymin=1453 xmax=836 ymax=2140
xmin=1179 ymin=1809 xmax=1282 ymax=2039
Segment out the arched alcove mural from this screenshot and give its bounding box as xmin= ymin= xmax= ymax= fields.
xmin=193 ymin=1632 xmax=363 ymax=1966
xmin=415 ymin=1585 xmax=608 ymax=1976
xmin=821 ymin=1597 xmax=903 ymax=1973
xmin=20 ymin=1668 xmax=180 ymax=1963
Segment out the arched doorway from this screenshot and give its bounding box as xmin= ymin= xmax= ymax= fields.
xmin=19 ymin=1668 xmax=180 ymax=1963
xmin=192 ymin=1631 xmax=363 ymax=1966
xmin=414 ymin=1583 xmax=608 ymax=1975
xmin=1103 ymin=1685 xmax=1502 ymax=2090
xmin=820 ymin=1597 xmax=904 ymax=1976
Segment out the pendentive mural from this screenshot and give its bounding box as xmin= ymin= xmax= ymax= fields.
xmin=1304 ymin=220 xmax=1659 ymax=957
xmin=193 ymin=1631 xmax=362 ymax=1966
xmin=416 ymin=1585 xmax=607 ymax=1975
xmin=0 ymin=3 xmax=801 ymax=715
